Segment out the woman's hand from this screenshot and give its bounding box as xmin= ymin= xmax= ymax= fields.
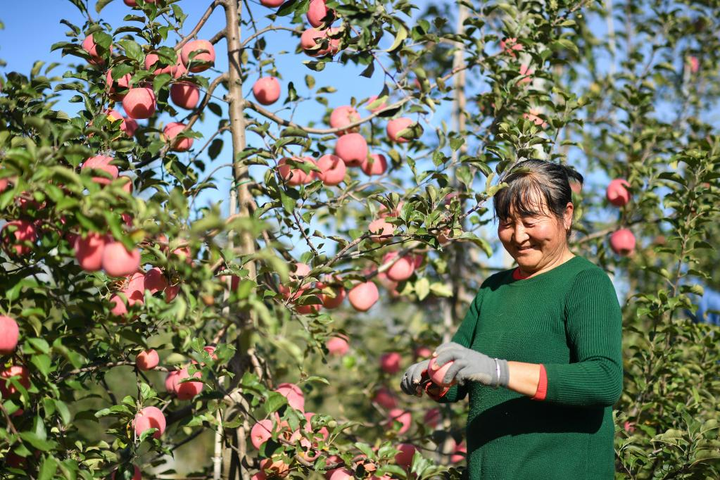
xmin=400 ymin=359 xmax=430 ymax=396
xmin=434 ymin=342 xmax=509 ymax=388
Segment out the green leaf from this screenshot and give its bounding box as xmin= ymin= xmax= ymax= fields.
xmin=265 ymin=391 xmax=288 ymax=413
xmin=95 ymin=0 xmax=115 ymax=13
xmin=208 ymin=138 xmax=223 ymax=160
xmin=38 ymin=456 xmax=58 ymax=480
xmin=415 ymin=277 xmax=430 ymax=301
xmin=386 ymin=24 xmax=408 ymax=53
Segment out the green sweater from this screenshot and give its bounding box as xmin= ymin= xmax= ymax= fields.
xmin=439 ymin=256 xmax=623 ymax=479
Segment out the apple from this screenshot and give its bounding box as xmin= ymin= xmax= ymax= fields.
xmin=424 ymin=407 xmax=440 ymax=429
xmin=414 ymin=345 xmax=433 ymax=359
xmin=335 ymin=133 xmax=368 ymax=166
xmin=361 ymin=153 xmax=388 ymax=176
xmin=326 ymin=336 xmax=349 ymax=356
xmin=326 ymin=469 xmax=353 ymax=480
xmin=136 ymin=349 xmax=159 ymax=371
xmin=606 ymin=178 xmax=631 ymax=207
xmin=317 ymin=277 xmax=346 ymax=308
xmin=106 ymin=110 xmax=139 ymax=137
xmin=610 ymin=229 xmax=636 ymax=256
xmin=173 ymin=367 xmax=204 ymax=400
xmin=428 ymin=357 xmax=457 ymax=387
xmin=74 ymin=232 xmax=107 ymax=271
xmin=0 ymin=365 xmax=30 ymax=397
xmin=82 ymin=155 xmax=118 ymax=185
xmin=329 ymin=105 xmax=360 ymax=135
xmin=348 ymin=281 xmax=379 ymax=312
xmin=125 ymin=0 xmax=155 ymax=5
xmin=303 ymin=411 xmax=329 ymax=441
xmin=1 ymin=220 xmax=37 ymax=256
xmin=518 ymin=64 xmax=534 ymax=84
xmin=386 ymin=118 xmax=414 ymax=143
xmin=109 ymin=294 xmax=129 ymax=317
xmin=307 ymin=0 xmax=333 ymax=27
xmin=688 ymin=55 xmax=700 ymax=73
xmin=450 ymin=440 xmax=466 ymax=463
xmin=382 ymin=252 xmax=415 ymax=282
xmin=181 ymin=40 xmax=216 ymax=73
xmin=0 ymin=316 xmax=19 ymax=355
xmin=373 ymin=387 xmax=397 ymax=409
xmin=315 ymin=154 xmax=346 ymax=186
xmin=300 ymin=28 xmax=340 ymax=57
xmin=145 ymin=53 xmax=184 ymax=78
xmin=260 ymin=0 xmax=284 ymax=7
xmin=82 ymin=34 xmax=108 ymax=65
xmin=133 ymin=406 xmax=166 ymax=439
xmin=259 ymin=457 xmax=290 ymax=478
xmin=387 ymin=409 xmax=412 ymax=434
xmin=275 ymin=382 xmax=305 ymax=411
xmin=368 ymin=218 xmax=395 ymax=243
xmin=251 ymin=419 xmax=275 ymax=449
xmin=278 ymin=157 xmax=315 ymax=186
xmin=394 ymin=443 xmax=417 ymax=467
xmin=170 ymin=81 xmax=200 ymax=110
xmin=380 ymin=352 xmax=402 ymax=374
xmin=165 ymin=284 xmax=180 ymax=302
xmin=106 ymin=69 xmax=132 ymax=101
xmin=102 ymin=241 xmax=141 ymax=277
xmin=500 ymin=37 xmax=523 ymax=57
xmin=252 ymin=77 xmax=281 ymax=106
xmin=144 ymin=267 xmax=168 ymax=294
xmin=378 ymin=201 xmax=404 ymax=218
xmin=366 ymin=95 xmax=388 ymax=113
xmin=523 ymin=108 xmax=546 ymax=127
xmin=111 ymin=465 xmax=141 ymax=480
xmin=163 ymin=122 xmax=194 ymax=152
xmin=122 ymin=87 xmax=156 ymax=119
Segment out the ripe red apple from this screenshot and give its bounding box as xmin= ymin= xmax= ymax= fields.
xmin=106 ymin=69 xmax=132 ymax=101
xmin=373 ymin=387 xmax=397 ymax=409
xmin=326 ymin=335 xmax=349 ymax=356
xmin=366 ymin=95 xmax=388 ymax=113
xmin=317 ymin=277 xmax=346 ymax=308
xmin=74 ymin=232 xmax=107 ymax=271
xmin=170 ymin=81 xmax=200 ymax=110
xmin=300 ymin=28 xmax=340 ymax=57
xmin=387 ymin=409 xmax=412 ymax=434
xmin=335 ymin=133 xmax=368 ymax=166
xmin=102 ymin=241 xmax=141 ymax=277
xmin=0 ymin=316 xmax=19 ymax=355
xmin=315 ymin=154 xmax=346 ymax=186
xmin=368 ymin=218 xmax=395 ymax=243
xmin=163 ymin=122 xmax=194 ymax=152
xmin=252 ymin=77 xmax=281 ymax=106
xmin=275 ymin=382 xmax=305 ymax=411
xmin=329 ymin=105 xmax=360 ymax=135
xmin=450 ymin=440 xmax=466 ymax=463
xmin=2 ymin=220 xmax=37 ymax=256
xmin=174 ymin=367 xmax=204 ymax=400
xmin=133 ymin=406 xmax=166 ymax=439
xmin=0 ymin=365 xmax=30 ymax=396
xmin=606 ymin=178 xmax=631 ymax=207
xmin=523 ymin=108 xmax=546 ymax=127
xmin=277 ymin=157 xmax=315 ymax=186
xmin=303 ymin=411 xmax=329 ymax=441
xmin=361 ymin=153 xmax=388 ymax=176
xmin=145 ymin=53 xmax=184 ymax=78
xmin=414 ymin=345 xmax=433 ymax=359
xmin=380 ymin=352 xmax=402 ymax=374
xmin=144 ymin=267 xmax=168 ymax=294
xmin=500 ymin=37 xmax=523 ymax=57
xmin=122 ymin=87 xmax=156 ymax=119
xmin=307 ymin=0 xmax=332 ymax=27
xmin=518 ymin=64 xmax=534 ymax=84
xmin=106 ymin=110 xmax=138 ymax=137
xmin=181 ymin=40 xmax=216 ymax=73
xmin=82 ymin=155 xmax=118 ymax=185
xmin=111 ymin=465 xmax=141 ymax=480
xmin=326 ymin=469 xmax=353 ymax=480
xmin=428 ymin=357 xmax=457 ymax=387
xmin=260 ymin=0 xmax=284 ymax=7
xmin=251 ymin=419 xmax=275 ymax=449
xmin=348 ymin=281 xmax=379 ymax=311
xmin=382 ymin=252 xmax=415 ymax=282
xmin=136 ymin=349 xmax=159 ymax=371
xmin=386 ymin=117 xmax=414 ymax=143
xmin=109 ymin=294 xmax=128 ymax=317
xmin=424 ymin=407 xmax=441 ymax=429
xmin=378 ymin=201 xmax=404 ymax=218
xmin=394 ymin=443 xmax=417 ymax=467
xmin=82 ymin=34 xmax=108 ymax=65
xmin=259 ymin=457 xmax=290 ymax=478
xmin=610 ymin=229 xmax=636 ymax=256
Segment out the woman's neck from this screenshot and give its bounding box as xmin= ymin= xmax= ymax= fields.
xmin=518 ymin=249 xmax=575 ymax=279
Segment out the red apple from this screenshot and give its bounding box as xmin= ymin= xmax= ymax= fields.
xmin=252 ymin=77 xmax=281 ymax=106
xmin=382 ymin=251 xmax=415 ymax=282
xmin=386 ymin=118 xmax=414 ymax=143
xmin=163 ymin=122 xmax=193 ymax=152
xmin=181 ymin=40 xmax=216 ymax=73
xmin=260 ymin=0 xmax=284 ymax=7
xmin=102 ymin=241 xmax=141 ymax=277
xmin=326 ymin=469 xmax=353 ymax=480
xmin=361 ymin=153 xmax=388 ymax=176
xmin=133 ymin=406 xmax=166 ymax=439
xmin=606 ymin=178 xmax=631 ymax=207
xmin=136 ymin=350 xmax=159 ymax=371
xmin=317 ymin=277 xmax=346 ymax=309
xmin=366 ymin=95 xmax=388 ymax=113
xmin=174 ymin=367 xmax=204 ymax=400
xmin=300 ymin=28 xmax=340 ymax=57
xmin=373 ymin=387 xmax=397 ymax=409
xmin=380 ymin=352 xmax=402 ymax=374
xmin=170 ymin=81 xmax=200 ymax=110
xmin=82 ymin=155 xmax=118 ymax=185
xmin=109 ymin=294 xmax=128 ymax=317
xmin=414 ymin=345 xmax=433 ymax=359
xmin=278 ymin=157 xmax=315 ymax=186
xmin=394 ymin=443 xmax=417 ymax=467
xmin=348 ymin=281 xmax=379 ymax=312
xmin=315 ymin=154 xmax=346 ymax=186
xmin=387 ymin=409 xmax=412 ymax=434
xmin=82 ymin=34 xmax=108 ymax=65
xmin=500 ymin=37 xmax=523 ymax=57
xmin=122 ymin=87 xmax=156 ymax=119
xmin=450 ymin=440 xmax=466 ymax=463
xmin=307 ymin=0 xmax=332 ymax=27
xmin=251 ymin=419 xmax=275 ymax=449
xmin=275 ymin=382 xmax=304 ymax=411
xmin=106 ymin=69 xmax=132 ymax=101
xmin=74 ymin=232 xmax=107 ymax=271
xmin=428 ymin=357 xmax=457 ymax=387
xmin=145 ymin=53 xmax=184 ymax=78
xmin=1 ymin=220 xmax=37 ymax=256
xmin=523 ymin=108 xmax=546 ymax=127
xmin=610 ymin=229 xmax=636 ymax=256
xmin=335 ymin=133 xmax=368 ymax=166
xmin=326 ymin=336 xmax=349 ymax=356
xmin=144 ymin=267 xmax=168 ymax=294
xmin=0 ymin=365 xmax=30 ymax=397
xmin=424 ymin=407 xmax=440 ymax=429
xmin=518 ymin=64 xmax=534 ymax=84
xmin=368 ymin=218 xmax=395 ymax=243
xmin=329 ymin=105 xmax=360 ymax=135
xmin=0 ymin=316 xmax=19 ymax=355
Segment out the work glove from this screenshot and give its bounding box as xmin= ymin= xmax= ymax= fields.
xmin=400 ymin=359 xmax=430 ymax=396
xmin=433 ymin=342 xmax=509 ymax=388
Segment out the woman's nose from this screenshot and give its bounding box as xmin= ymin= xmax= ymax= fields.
xmin=513 ymin=225 xmax=529 ymax=243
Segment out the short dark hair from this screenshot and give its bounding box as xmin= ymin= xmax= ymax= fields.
xmin=493 ymin=160 xmax=583 ymax=236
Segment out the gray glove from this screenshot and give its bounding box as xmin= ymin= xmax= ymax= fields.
xmin=433 ymin=342 xmax=509 ymax=388
xmin=400 ymin=359 xmax=430 ymax=396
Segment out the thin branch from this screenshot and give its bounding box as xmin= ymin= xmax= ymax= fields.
xmin=175 ymin=0 xmax=224 ymax=51
xmin=240 ymin=26 xmax=299 ymax=49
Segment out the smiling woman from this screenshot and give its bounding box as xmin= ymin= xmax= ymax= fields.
xmin=400 ymin=160 xmax=623 ymax=480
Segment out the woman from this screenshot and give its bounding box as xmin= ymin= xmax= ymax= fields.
xmin=401 ymin=160 xmax=623 ymax=479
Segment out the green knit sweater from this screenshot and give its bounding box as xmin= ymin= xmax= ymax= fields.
xmin=438 ymin=256 xmax=623 ymax=479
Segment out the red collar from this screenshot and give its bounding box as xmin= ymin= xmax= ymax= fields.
xmin=512 ymin=268 xmax=529 ymax=280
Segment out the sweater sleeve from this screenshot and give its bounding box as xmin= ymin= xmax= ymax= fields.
xmin=543 ymin=269 xmax=623 ymax=407
xmin=435 ymin=288 xmax=484 ymax=404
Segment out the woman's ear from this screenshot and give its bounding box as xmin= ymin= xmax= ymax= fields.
xmin=564 ymin=202 xmax=574 ymax=231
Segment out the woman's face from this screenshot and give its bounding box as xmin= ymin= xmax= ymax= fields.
xmin=498 ymin=199 xmax=573 ymax=276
